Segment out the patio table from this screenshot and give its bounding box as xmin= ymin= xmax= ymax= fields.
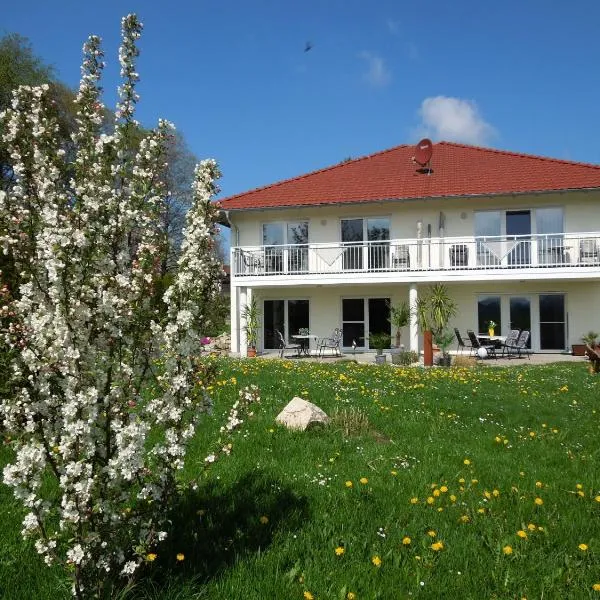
xmin=477 ymin=334 xmax=506 ymax=350
xmin=291 ymin=334 xmax=319 ymax=357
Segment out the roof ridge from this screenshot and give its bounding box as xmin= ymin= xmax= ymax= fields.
xmin=217 ymin=143 xmax=416 ymax=202
xmin=437 ymin=141 xmax=600 ymax=169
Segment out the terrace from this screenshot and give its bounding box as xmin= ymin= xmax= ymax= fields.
xmin=231 ymin=231 xmax=600 ymax=282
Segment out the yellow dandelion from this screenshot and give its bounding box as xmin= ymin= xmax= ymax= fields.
xmin=576 ymin=483 xmax=583 ymax=490
xmin=391 ymin=470 xmax=398 ymax=476
xmin=345 ymin=480 xmax=353 ymax=488
xmin=484 ymin=490 xmax=491 ymax=500
xmin=426 ymin=496 xmax=435 ymax=505
xmin=460 ymin=515 xmax=470 ymax=523
xmin=433 ymin=489 xmax=441 ymax=498
xmin=593 ymin=583 xmax=600 ymax=591
xmin=347 ymin=593 xmax=356 ymax=600
xmin=535 ymin=481 xmax=543 ymax=488
xmin=440 ymin=485 xmax=448 ymax=493
xmin=146 ymin=553 xmax=157 ymax=562
xmin=359 ymin=477 xmax=368 ymax=485
xmin=430 ymin=541 xmax=444 ymax=551
xmin=595 ymin=496 xmax=600 ymax=503
xmin=259 ymin=515 xmax=269 ymax=524
xmin=410 ymin=497 xmax=419 ymax=504
xmin=527 ymin=523 xmax=536 ymax=531
xmin=577 ymin=490 xmax=585 ymax=497
xmin=529 ymin=431 xmax=536 ymax=438
xmin=477 ymin=508 xmax=486 ymax=514
xmin=402 ymin=536 xmax=411 ymax=545
xmin=427 ymin=530 xmax=436 ymax=537
xmin=450 ymin=494 xmax=457 ymax=502
xmin=534 ymin=497 xmax=544 ymax=506
xmin=463 ymin=459 xmax=471 ymax=465
xmin=372 ymin=555 xmax=382 ymax=567
xmin=579 ymin=543 xmax=589 ymax=551
xmin=503 ymin=545 xmax=513 ymax=555
xmin=517 ymin=530 xmax=528 ymax=539
xmin=495 ymin=436 xmax=502 ymax=443
xmin=303 ymin=592 xmax=314 ymax=600
xmin=458 ymin=477 xmax=465 ymax=484
xmin=176 ymin=553 xmax=184 ymax=561
xmin=493 ymin=489 xmax=500 ymax=497
xmin=335 ymin=546 xmax=345 ymax=556
xmin=471 ymin=478 xmax=478 ymax=484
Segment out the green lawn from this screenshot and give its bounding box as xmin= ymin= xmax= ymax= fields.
xmin=1 ymin=359 xmax=600 ymax=599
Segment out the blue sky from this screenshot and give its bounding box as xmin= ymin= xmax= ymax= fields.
xmin=4 ymin=0 xmax=600 ymax=201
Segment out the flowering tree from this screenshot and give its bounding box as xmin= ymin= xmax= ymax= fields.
xmin=0 ymin=15 xmax=224 ymax=597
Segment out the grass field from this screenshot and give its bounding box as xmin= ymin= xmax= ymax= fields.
xmin=1 ymin=359 xmax=600 ymax=599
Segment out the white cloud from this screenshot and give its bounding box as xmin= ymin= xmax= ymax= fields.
xmin=359 ymin=52 xmax=391 ymax=87
xmin=415 ymin=96 xmax=496 ymax=145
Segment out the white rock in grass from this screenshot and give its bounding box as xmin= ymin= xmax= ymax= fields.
xmin=275 ymin=397 xmax=329 ymax=431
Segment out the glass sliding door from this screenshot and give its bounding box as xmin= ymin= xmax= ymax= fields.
xmin=287 ymin=222 xmax=308 ymax=272
xmin=263 ymin=300 xmax=285 ymax=349
xmin=342 ymin=298 xmax=365 ymax=347
xmin=510 ymin=296 xmax=531 ymax=347
xmin=477 ymin=296 xmax=501 ymax=334
xmin=474 ymin=211 xmax=501 ymax=267
xmin=287 ymin=300 xmax=309 ymax=341
xmin=263 ymin=223 xmax=284 ymax=273
xmin=341 ymin=219 xmax=363 ymax=270
xmin=506 ymin=210 xmax=531 ymax=266
xmin=539 ymin=294 xmax=565 ymax=350
xmin=536 ymin=208 xmax=565 ymax=265
xmin=368 ymin=298 xmax=391 ymax=342
xmin=263 ymin=299 xmax=309 ymax=348
xmin=367 ymin=218 xmax=390 ymax=270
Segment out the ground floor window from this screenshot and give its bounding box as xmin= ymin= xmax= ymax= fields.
xmin=341 ymin=297 xmax=390 ymax=348
xmin=539 ymin=294 xmax=565 ymax=350
xmin=263 ymin=299 xmax=309 ymax=348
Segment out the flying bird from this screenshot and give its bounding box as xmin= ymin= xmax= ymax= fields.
xmin=304 ymin=42 xmax=313 ymax=52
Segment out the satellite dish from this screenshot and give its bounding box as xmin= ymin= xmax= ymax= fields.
xmin=414 ymin=138 xmax=433 ymax=166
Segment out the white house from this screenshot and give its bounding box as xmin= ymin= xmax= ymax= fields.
xmin=219 ymin=141 xmax=600 ymax=356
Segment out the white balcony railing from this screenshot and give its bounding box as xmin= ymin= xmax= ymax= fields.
xmin=232 ymin=232 xmax=600 ymax=278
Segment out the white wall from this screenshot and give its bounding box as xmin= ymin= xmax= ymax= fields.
xmin=230 ymin=190 xmax=600 ymax=247
xmin=247 ymin=279 xmax=600 ymax=353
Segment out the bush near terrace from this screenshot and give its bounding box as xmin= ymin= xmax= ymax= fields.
xmin=1 ymin=358 xmax=600 ymax=599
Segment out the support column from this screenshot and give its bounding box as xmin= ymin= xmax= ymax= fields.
xmin=409 ymin=284 xmax=419 ymax=354
xmin=239 ymin=286 xmax=248 ymax=355
xmin=230 ymin=285 xmax=239 ymax=355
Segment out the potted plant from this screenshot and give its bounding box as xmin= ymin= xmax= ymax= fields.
xmin=388 ymin=301 xmax=410 ymax=348
xmin=572 ymin=331 xmax=600 ymax=356
xmin=487 ymin=320 xmax=498 ymax=337
xmin=369 ymin=332 xmax=391 ymax=365
xmin=434 ymin=330 xmax=455 ymax=366
xmin=415 ymin=283 xmax=457 ymax=367
xmin=241 ymin=296 xmax=260 ymax=357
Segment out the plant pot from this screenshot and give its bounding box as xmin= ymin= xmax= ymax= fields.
xmin=572 ymin=344 xmax=586 ymax=357
xmin=438 ymin=354 xmax=452 ymax=367
xmin=375 ymin=354 xmax=387 ymax=365
xmin=246 ymin=347 xmax=257 ymax=358
xmin=488 ymin=328 xmax=495 ymax=337
xmin=423 ymin=330 xmax=433 ymax=367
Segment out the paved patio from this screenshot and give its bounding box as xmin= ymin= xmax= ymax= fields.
xmin=255 ymin=349 xmax=588 ymax=367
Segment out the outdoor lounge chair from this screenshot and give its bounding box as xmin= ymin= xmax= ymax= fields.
xmin=454 ymin=328 xmax=473 ymax=355
xmin=318 ymin=328 xmax=343 ymax=357
xmin=467 ymin=330 xmax=496 ymax=359
xmin=500 ymin=329 xmax=521 ymax=358
xmin=513 ymin=330 xmax=531 ymax=359
xmin=276 ymin=330 xmax=302 ymax=358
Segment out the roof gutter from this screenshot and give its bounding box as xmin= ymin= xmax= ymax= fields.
xmin=220 ymin=186 xmax=600 ymax=213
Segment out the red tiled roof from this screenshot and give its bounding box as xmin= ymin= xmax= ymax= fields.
xmin=219 ymin=141 xmax=600 ymax=210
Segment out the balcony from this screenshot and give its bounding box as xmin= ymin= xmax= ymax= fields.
xmin=231 ymin=232 xmax=600 ymax=281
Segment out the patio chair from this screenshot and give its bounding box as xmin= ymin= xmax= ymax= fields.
xmin=499 ymin=329 xmax=521 ymax=358
xmin=276 ymin=329 xmax=302 ymax=358
xmin=579 ymin=239 xmax=599 ymax=264
xmin=454 ymin=328 xmax=473 ymax=355
xmin=513 ymin=330 xmax=531 ymax=359
xmin=467 ymin=330 xmax=496 ymax=359
xmin=242 ymin=250 xmax=264 ymax=273
xmin=318 ymin=328 xmax=343 ymax=357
